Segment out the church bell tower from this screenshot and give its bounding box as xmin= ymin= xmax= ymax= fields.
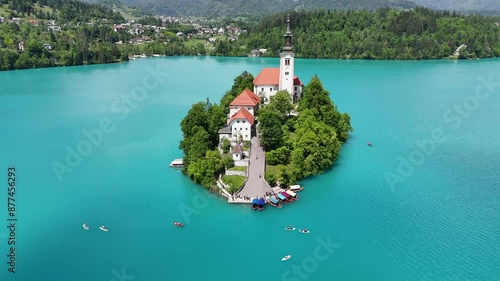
xmin=279 ymin=16 xmax=295 ymax=100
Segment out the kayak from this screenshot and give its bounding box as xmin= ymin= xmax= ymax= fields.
xmin=281 ymin=255 xmax=291 ymax=261
xmin=299 ymin=229 xmax=310 ymax=234
xmin=82 ymin=223 xmax=89 ymax=231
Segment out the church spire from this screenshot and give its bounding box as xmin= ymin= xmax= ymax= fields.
xmin=282 ymin=15 xmax=292 ymax=52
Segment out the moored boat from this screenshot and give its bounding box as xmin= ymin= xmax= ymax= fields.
xmin=252 ymin=198 xmax=259 ymax=210
xmin=280 ymin=191 xmax=294 ymax=202
xmin=288 ymin=185 xmax=303 ymax=192
xmin=169 ymin=159 xmax=184 ymax=168
xmin=286 ymin=190 xmax=299 ymax=201
xmin=267 ymin=196 xmax=282 ymax=208
xmin=276 ymin=193 xmax=288 ymax=203
xmin=257 ymin=197 xmax=265 ymax=210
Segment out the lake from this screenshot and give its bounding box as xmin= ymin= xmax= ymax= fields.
xmin=0 ymin=56 xmax=499 ymax=281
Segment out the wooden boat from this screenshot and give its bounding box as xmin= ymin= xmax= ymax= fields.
xmin=169 ymin=159 xmax=184 ymax=168
xmin=286 ymin=190 xmax=299 ymax=201
xmin=280 ymin=191 xmax=294 ymax=202
xmin=252 ymin=198 xmax=259 ymax=210
xmin=267 ymin=196 xmax=282 ymax=208
xmin=276 ymin=193 xmax=288 ymax=203
xmin=257 ymin=197 xmax=265 ymax=210
xmin=288 ymin=185 xmax=303 ymax=192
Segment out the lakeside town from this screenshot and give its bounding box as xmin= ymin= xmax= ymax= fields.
xmin=0 ymin=13 xmax=255 ymax=55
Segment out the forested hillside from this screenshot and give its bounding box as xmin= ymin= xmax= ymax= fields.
xmin=1 ymin=0 xmax=124 ymax=22
xmin=0 ymin=0 xmax=127 ymax=70
xmin=116 ymin=0 xmax=417 ymax=17
xmin=412 ymin=0 xmax=500 ymax=12
xmin=241 ymin=8 xmax=500 ymax=59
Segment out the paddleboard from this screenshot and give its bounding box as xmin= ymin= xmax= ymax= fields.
xmin=281 ymin=255 xmax=291 ymax=261
xmin=100 ymin=226 xmax=108 ymax=232
xmin=285 ymin=227 xmax=296 ymax=231
xmin=299 ymin=229 xmax=310 ymax=234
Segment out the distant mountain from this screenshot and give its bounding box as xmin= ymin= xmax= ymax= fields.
xmin=114 ymin=0 xmax=418 ymax=17
xmin=411 ymin=0 xmax=500 ymax=12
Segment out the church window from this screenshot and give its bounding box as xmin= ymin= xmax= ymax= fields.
xmin=285 ymin=58 xmax=290 ymax=66
xmin=270 ymin=88 xmax=272 ymax=91
xmin=285 ymin=72 xmax=289 ymax=75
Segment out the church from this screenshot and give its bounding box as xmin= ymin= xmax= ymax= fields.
xmin=218 ymin=18 xmax=303 ymax=149
xmin=253 ymin=18 xmax=303 ymax=104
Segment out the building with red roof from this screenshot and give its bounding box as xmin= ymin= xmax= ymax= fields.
xmin=253 ymin=17 xmax=303 ymax=104
xmin=229 ymin=88 xmax=260 ymax=117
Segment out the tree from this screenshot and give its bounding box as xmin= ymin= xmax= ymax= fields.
xmin=268 ymin=90 xmax=293 ymax=122
xmin=258 ymin=108 xmax=283 ymax=151
xmin=265 ymin=171 xmax=277 ymax=187
xmin=219 ymin=71 xmax=254 ymax=112
xmin=221 ymin=138 xmax=231 ymax=154
xmin=298 ymin=75 xmax=341 ymax=128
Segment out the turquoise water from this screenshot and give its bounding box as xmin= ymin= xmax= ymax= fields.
xmin=0 ymin=57 xmax=499 ymax=281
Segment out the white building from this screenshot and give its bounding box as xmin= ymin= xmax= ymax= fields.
xmin=253 ymin=18 xmax=303 ymax=104
xmin=228 ymin=107 xmax=254 ymax=142
xmin=229 ymin=88 xmax=260 ymax=117
xmin=219 ymin=89 xmax=259 ymax=145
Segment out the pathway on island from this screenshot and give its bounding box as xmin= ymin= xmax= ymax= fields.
xmin=236 ymin=136 xmax=273 ymax=198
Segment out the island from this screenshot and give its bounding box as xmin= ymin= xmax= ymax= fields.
xmin=178 ymin=18 xmax=353 ymax=208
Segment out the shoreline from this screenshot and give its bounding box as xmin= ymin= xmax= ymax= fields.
xmin=1 ymin=54 xmax=496 ymax=72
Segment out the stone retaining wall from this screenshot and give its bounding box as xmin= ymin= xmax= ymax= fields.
xmin=225 ymin=170 xmax=246 ymax=176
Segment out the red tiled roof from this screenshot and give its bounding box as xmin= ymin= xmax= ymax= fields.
xmin=233 ymin=143 xmax=242 ymax=154
xmin=230 ymin=88 xmax=260 ymax=106
xmin=229 ymin=107 xmax=255 ymax=125
xmin=253 ymin=68 xmax=280 ymax=85
xmin=294 ymin=76 xmax=303 ymax=86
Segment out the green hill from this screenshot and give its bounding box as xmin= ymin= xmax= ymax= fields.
xmin=411 ymin=0 xmax=500 ymax=12
xmin=115 ymin=0 xmax=418 ymax=17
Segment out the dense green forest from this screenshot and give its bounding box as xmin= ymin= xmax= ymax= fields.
xmin=260 ymin=77 xmax=352 ymax=186
xmin=116 ymin=0 xmax=417 ymax=17
xmin=178 ymin=72 xmax=352 ymax=190
xmin=411 ymin=0 xmax=500 ymax=12
xmin=133 ymin=7 xmax=500 ymax=60
xmin=241 ymin=8 xmax=500 ymax=59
